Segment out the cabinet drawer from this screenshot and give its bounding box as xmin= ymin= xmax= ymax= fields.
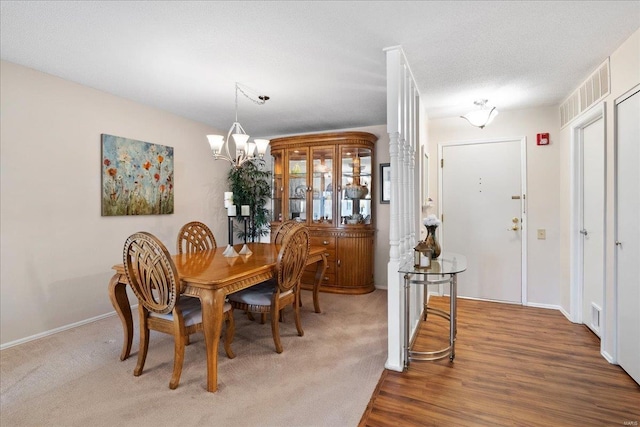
xmin=310 ymin=236 xmax=336 ymax=249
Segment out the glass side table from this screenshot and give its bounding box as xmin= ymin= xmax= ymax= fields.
xmin=399 ymin=252 xmax=467 ymax=368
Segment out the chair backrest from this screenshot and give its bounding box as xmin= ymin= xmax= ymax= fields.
xmin=272 ymin=219 xmax=300 ymax=244
xmin=275 ymin=226 xmax=310 ymax=293
xmin=176 ymin=221 xmax=217 ymax=254
xmin=123 ymin=232 xmax=179 ymax=315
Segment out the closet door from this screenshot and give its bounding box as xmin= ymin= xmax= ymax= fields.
xmin=616 ymin=86 xmax=640 ymax=385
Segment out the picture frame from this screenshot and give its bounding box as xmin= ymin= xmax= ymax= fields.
xmin=380 ymin=163 xmax=390 ymax=204
xmin=101 ymin=134 xmax=174 ymax=216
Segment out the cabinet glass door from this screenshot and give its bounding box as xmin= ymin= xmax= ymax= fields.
xmin=271 ymin=150 xmax=283 ymax=222
xmin=311 ymin=147 xmax=334 ymax=225
xmin=340 ymin=147 xmax=372 ymax=225
xmin=287 ymin=148 xmax=308 ymax=221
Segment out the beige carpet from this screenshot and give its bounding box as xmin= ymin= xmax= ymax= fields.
xmin=1 ymin=290 xmax=387 ymax=427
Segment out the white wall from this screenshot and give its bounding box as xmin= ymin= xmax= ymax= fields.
xmin=428 ymin=106 xmax=562 ymax=307
xmin=0 ymin=61 xmax=230 ymax=346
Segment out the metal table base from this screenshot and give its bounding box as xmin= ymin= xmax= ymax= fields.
xmin=403 ymin=272 xmax=458 ymax=367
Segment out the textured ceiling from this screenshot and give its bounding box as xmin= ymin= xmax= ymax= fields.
xmin=1 ymin=1 xmax=638 ymax=138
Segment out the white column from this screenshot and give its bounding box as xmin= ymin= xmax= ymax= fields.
xmin=384 ymin=46 xmax=421 ymax=372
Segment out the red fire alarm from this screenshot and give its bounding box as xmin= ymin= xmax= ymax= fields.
xmin=537 ymin=133 xmax=550 ymax=145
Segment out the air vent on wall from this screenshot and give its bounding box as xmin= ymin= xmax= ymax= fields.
xmin=560 ymin=58 xmax=610 ymax=128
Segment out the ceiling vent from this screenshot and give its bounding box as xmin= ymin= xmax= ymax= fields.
xmin=560 ymin=58 xmax=610 ymax=128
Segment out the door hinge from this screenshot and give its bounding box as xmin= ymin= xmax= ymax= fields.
xmin=440 ymin=159 xmax=444 ymax=168
xmin=441 ymin=214 xmax=444 ymax=222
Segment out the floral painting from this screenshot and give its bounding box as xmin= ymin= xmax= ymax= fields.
xmin=101 ymin=134 xmax=174 ymax=216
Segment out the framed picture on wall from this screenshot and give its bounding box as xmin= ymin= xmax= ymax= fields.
xmin=101 ymin=134 xmax=174 ymax=216
xmin=380 ymin=163 xmax=390 ymax=204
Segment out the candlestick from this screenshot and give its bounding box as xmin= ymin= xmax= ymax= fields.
xmin=227 ymin=205 xmax=236 ymax=217
xmin=224 ymin=192 xmax=233 ymax=208
xmin=241 ymin=205 xmax=250 ymax=216
xmin=238 ymin=217 xmax=253 ymax=255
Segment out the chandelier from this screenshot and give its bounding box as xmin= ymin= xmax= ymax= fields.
xmin=207 ymin=82 xmax=270 ymax=168
xmin=460 ymin=99 xmax=499 ymax=129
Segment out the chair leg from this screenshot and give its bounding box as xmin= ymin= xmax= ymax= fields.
xmin=169 ymin=326 xmax=186 ymax=390
xmin=261 ymin=313 xmax=267 ymax=324
xmin=224 ymin=311 xmax=236 ymax=359
xmin=134 ymin=307 xmax=149 ymax=377
xmin=271 ymin=308 xmax=283 ymax=354
xmin=294 ymin=293 xmax=304 ymax=337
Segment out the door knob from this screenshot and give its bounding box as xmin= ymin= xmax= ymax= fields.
xmin=580 ymin=229 xmax=588 ymax=236
xmin=510 ymin=224 xmax=520 ymax=231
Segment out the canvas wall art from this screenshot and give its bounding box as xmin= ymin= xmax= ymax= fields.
xmin=101 ymin=134 xmax=174 ymax=216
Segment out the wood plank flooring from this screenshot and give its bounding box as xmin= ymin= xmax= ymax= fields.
xmin=359 ymin=297 xmax=640 ymax=427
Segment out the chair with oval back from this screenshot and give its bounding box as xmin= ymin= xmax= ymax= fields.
xmin=271 ymin=219 xmax=301 ymax=244
xmin=228 ymin=226 xmax=310 ymax=353
xmin=176 ymin=221 xmax=217 ymax=254
xmin=123 ymin=231 xmax=235 ymax=390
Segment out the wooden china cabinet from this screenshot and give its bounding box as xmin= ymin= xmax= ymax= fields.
xmin=269 ymin=131 xmax=377 ymax=294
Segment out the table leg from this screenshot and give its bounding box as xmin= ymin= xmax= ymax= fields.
xmin=450 ymin=273 xmax=457 ymax=361
xmin=199 ymin=288 xmax=225 ymax=393
xmin=108 ymin=273 xmax=133 ymax=361
xmin=403 ymin=273 xmax=410 ymax=370
xmin=312 ymin=253 xmax=328 ymax=313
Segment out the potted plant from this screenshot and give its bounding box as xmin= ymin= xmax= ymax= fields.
xmin=227 ymin=159 xmax=271 ymax=242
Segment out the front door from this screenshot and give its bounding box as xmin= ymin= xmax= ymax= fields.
xmin=440 ymin=138 xmax=525 ymax=303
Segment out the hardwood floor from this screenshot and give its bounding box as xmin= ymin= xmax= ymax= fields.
xmin=359 ymin=297 xmax=640 ymax=426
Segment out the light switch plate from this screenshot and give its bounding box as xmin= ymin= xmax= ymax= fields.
xmin=537 ymin=229 xmax=546 ymax=240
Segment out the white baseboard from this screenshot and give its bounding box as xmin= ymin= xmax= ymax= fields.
xmin=384 ymin=360 xmax=403 ymax=372
xmin=601 ymin=349 xmax=616 ymax=364
xmin=0 ymin=304 xmax=138 ymax=351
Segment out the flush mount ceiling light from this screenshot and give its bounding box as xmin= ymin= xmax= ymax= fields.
xmin=460 ymin=99 xmax=499 ymax=129
xmin=206 ymin=82 xmax=270 ymax=168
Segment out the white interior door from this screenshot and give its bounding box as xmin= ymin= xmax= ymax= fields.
xmin=616 ymin=87 xmax=640 ymax=385
xmin=581 ymin=117 xmax=605 ymax=337
xmin=440 ymin=139 xmax=524 ymax=303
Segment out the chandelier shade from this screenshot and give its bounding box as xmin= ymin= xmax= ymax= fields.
xmin=206 ymin=83 xmax=270 ymax=168
xmin=460 ymin=99 xmax=499 ymax=129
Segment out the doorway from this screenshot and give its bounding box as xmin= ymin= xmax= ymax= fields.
xmin=439 ymin=137 xmax=527 ymax=303
xmin=570 ymin=103 xmax=605 ymax=337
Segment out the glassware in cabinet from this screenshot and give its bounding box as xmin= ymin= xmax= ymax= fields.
xmin=340 ymin=146 xmax=372 ymax=225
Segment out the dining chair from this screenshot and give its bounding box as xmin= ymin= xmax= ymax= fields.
xmin=271 ymin=219 xmax=301 ymax=244
xmin=176 ymin=221 xmax=217 ymax=254
xmin=228 ymin=226 xmax=310 ymax=353
xmin=123 ymin=231 xmax=235 ymax=389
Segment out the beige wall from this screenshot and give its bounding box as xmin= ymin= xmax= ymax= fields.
xmin=0 ymin=61 xmax=229 ymax=346
xmin=427 ymin=106 xmax=562 ymax=307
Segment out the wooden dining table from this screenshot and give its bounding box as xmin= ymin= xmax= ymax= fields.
xmin=108 ymin=242 xmax=328 ymax=392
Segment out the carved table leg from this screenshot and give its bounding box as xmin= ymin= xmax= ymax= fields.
xmin=108 ymin=273 xmax=133 ymax=361
xmin=199 ymin=288 xmax=225 ymax=392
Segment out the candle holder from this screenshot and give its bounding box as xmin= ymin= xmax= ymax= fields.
xmin=223 ymin=211 xmax=239 ymax=258
xmin=239 ymin=216 xmax=252 ymax=255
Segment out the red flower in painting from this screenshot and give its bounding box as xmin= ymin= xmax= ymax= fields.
xmin=104 ymin=159 xmax=111 ymax=167
xmin=154 ymin=173 xmax=160 ymax=182
xmin=108 ymin=168 xmax=117 ymax=177
xmin=160 ymin=184 xmax=165 ymax=192
xmin=158 ymin=155 xmax=164 ymax=164
xmin=143 ymin=161 xmax=151 ymax=170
